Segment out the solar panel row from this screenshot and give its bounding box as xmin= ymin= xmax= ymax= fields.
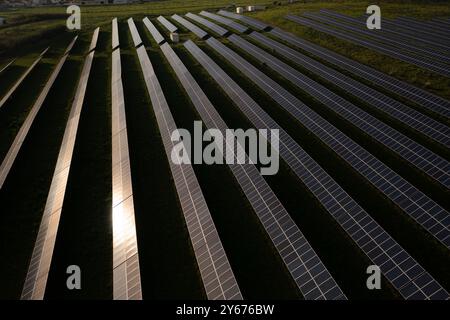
xmin=285 ymin=14 xmax=450 ymax=77
xmin=302 ymin=12 xmax=450 ymax=64
xmin=229 ymin=35 xmax=450 ymax=189
xmin=384 ymin=17 xmax=450 ymax=45
xmin=217 ymin=10 xmax=269 ymax=31
xmin=185 ymin=12 xmax=228 ymax=36
xmin=319 ymin=10 xmax=450 ymax=53
xmin=205 ymin=37 xmax=450 ymax=249
xmin=171 ymin=14 xmax=208 ymax=39
xmin=184 ymin=39 xmax=450 ymax=300
xmin=89 ymin=27 xmax=100 ymax=52
xmin=0 ymin=48 xmax=49 ymax=110
xmin=396 ymin=17 xmax=450 ymax=36
xmin=112 ymin=18 xmax=120 ymax=49
xmin=0 ymin=36 xmax=77 ymax=190
xmin=0 ymin=59 xmax=15 ymax=74
xmin=21 ymin=31 xmax=95 ymax=300
xmin=429 ymin=19 xmax=450 ymax=28
xmin=248 ymin=32 xmax=450 ymax=148
xmin=111 ymin=46 xmax=142 ymax=300
xmin=160 ymin=41 xmax=346 ymax=300
xmin=157 ymin=15 xmax=178 ymax=33
xmin=127 ymin=18 xmax=143 ymax=47
xmin=134 ymin=42 xmax=242 ymax=300
xmin=199 ymin=11 xmax=249 ymax=33
xmin=268 ymin=27 xmax=450 ymax=119
xmin=143 ymin=17 xmax=165 ymax=44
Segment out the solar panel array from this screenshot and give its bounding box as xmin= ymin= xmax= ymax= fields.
xmin=384 ymin=17 xmax=450 ymax=44
xmin=0 ymin=48 xmax=49 ymax=110
xmin=285 ymin=14 xmax=450 ymax=77
xmin=302 ymin=12 xmax=450 ymax=65
xmin=134 ymin=41 xmax=242 ymax=300
xmin=185 ymin=12 xmax=228 ymax=36
xmin=229 ymin=35 xmax=450 ymax=189
xmin=205 ymin=37 xmax=450 ymax=249
xmin=112 ymin=18 xmax=119 ymax=49
xmin=396 ymin=17 xmax=450 ymax=36
xmin=171 ymin=14 xmax=208 ymax=39
xmin=0 ymin=36 xmax=77 ymax=190
xmin=21 ymin=31 xmax=97 ymax=300
xmin=319 ymin=10 xmax=450 ymax=53
xmin=199 ymin=11 xmax=249 ymax=33
xmin=217 ymin=10 xmax=269 ymax=30
xmin=268 ymin=27 xmax=450 ymax=119
xmin=184 ymin=39 xmax=450 ymax=300
xmin=127 ymin=18 xmax=143 ymax=47
xmin=143 ymin=17 xmax=165 ymax=44
xmin=157 ymin=15 xmax=178 ymax=33
xmin=161 ymin=41 xmax=346 ymax=300
xmin=248 ymin=32 xmax=450 ymax=148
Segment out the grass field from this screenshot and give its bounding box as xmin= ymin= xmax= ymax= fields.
xmin=0 ymin=0 xmax=449 ymax=300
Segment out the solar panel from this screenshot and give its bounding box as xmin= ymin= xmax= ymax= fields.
xmin=229 ymin=35 xmax=450 ymax=189
xmin=217 ymin=10 xmax=269 ymax=30
xmin=134 ymin=44 xmax=242 ymax=300
xmin=286 ymin=14 xmax=450 ymax=77
xmin=428 ymin=19 xmax=450 ymax=29
xmin=0 ymin=36 xmax=77 ymax=190
xmin=247 ymin=32 xmax=450 ymax=148
xmin=161 ymin=41 xmax=346 ymax=300
xmin=112 ymin=17 xmax=119 ymax=49
xmin=21 ymin=31 xmax=96 ymax=300
xmin=171 ymin=14 xmax=208 ymax=39
xmin=0 ymin=48 xmax=49 ymax=110
xmin=199 ymin=11 xmax=249 ymax=33
xmin=89 ymin=27 xmax=100 ymax=52
xmin=111 ymin=47 xmax=142 ymax=300
xmin=205 ymin=37 xmax=450 ymax=249
xmin=157 ymin=15 xmax=178 ymax=33
xmin=0 ymin=59 xmax=15 ymax=74
xmin=127 ymin=18 xmax=143 ymax=47
xmin=396 ymin=17 xmax=450 ymax=36
xmin=185 ymin=12 xmax=228 ymax=36
xmin=319 ymin=10 xmax=450 ymax=53
xmin=268 ymin=27 xmax=450 ymax=119
xmin=302 ymin=12 xmax=450 ymax=65
xmin=143 ymin=17 xmax=165 ymax=44
xmin=184 ymin=39 xmax=450 ymax=300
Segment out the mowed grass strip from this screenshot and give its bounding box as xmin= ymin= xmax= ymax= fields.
xmin=45 ymin=29 xmax=113 ymax=300
xmin=185 ymin=42 xmax=397 ymax=299
xmin=0 ymin=36 xmax=85 ymax=299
